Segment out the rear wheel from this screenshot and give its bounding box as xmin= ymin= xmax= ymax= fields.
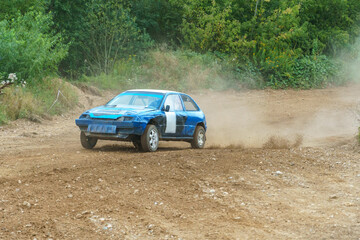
xmin=80 ymin=131 xmax=97 ymax=149
xmin=191 ymin=126 xmax=206 ymax=149
xmin=141 ymin=124 xmax=159 ymax=152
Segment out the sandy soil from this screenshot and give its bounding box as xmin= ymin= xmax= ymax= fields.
xmin=0 ymin=84 xmax=359 ymax=239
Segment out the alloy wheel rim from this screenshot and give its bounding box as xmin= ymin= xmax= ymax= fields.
xmin=198 ymin=130 xmax=204 ymax=146
xmin=149 ymin=129 xmax=158 ymax=150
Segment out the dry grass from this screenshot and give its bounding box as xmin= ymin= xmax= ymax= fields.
xmin=1 ymin=87 xmax=38 ymax=121
xmin=85 ymin=48 xmax=243 ymax=91
xmin=143 ymin=49 xmax=231 ymax=91
xmin=0 ymin=78 xmax=77 ymax=124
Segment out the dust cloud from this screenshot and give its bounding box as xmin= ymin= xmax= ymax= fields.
xmin=193 ymin=86 xmax=360 ymax=149
xmin=342 ymin=37 xmax=360 ymax=83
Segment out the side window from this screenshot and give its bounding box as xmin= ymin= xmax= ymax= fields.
xmin=181 ymin=95 xmax=199 ymax=111
xmin=164 ymin=94 xmax=183 ymax=111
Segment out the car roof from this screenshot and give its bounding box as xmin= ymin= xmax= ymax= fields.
xmin=126 ymin=89 xmax=183 ymax=94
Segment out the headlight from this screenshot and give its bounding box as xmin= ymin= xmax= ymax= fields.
xmin=80 ymin=114 xmax=90 ymax=119
xmin=116 ymin=116 xmax=134 ymax=121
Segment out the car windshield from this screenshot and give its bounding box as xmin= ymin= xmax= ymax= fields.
xmin=106 ymin=92 xmax=164 ymax=109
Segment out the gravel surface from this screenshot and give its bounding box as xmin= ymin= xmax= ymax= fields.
xmin=0 ymin=84 xmax=359 ymax=239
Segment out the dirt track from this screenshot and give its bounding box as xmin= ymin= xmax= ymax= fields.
xmin=0 ymin=84 xmax=359 ymax=239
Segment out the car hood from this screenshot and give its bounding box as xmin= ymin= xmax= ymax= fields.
xmin=86 ymin=106 xmax=156 ymax=119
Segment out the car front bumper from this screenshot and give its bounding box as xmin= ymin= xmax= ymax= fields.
xmin=75 ymin=118 xmax=146 ymax=140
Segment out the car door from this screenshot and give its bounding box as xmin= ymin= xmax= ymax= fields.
xmin=180 ymin=94 xmax=203 ymax=137
xmin=162 ymin=94 xmax=187 ymax=137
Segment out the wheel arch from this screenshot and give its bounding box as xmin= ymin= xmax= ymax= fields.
xmin=147 ymin=117 xmax=163 ymax=137
xmin=197 ymin=122 xmax=206 ymax=130
xmin=148 ymin=118 xmax=160 ymax=128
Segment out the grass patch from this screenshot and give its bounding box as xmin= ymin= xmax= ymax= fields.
xmin=0 ymin=78 xmax=77 ymax=125
xmin=80 ymin=48 xmax=263 ymax=91
xmin=80 ymin=47 xmax=350 ymax=91
xmin=0 ymin=105 xmax=9 ymax=125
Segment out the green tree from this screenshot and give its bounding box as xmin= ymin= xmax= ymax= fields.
xmin=0 ymin=0 xmax=45 ymax=20
xmin=131 ymin=0 xmax=184 ymax=44
xmin=0 ymin=10 xmax=68 ymax=83
xmin=48 ymin=0 xmax=153 ymax=77
xmin=300 ymin=0 xmax=356 ymax=55
xmin=180 ymin=0 xmax=360 ymax=88
xmin=84 ymin=0 xmax=153 ymax=75
xmin=181 ymin=1 xmax=253 ymax=56
xmin=48 ymin=0 xmax=89 ymax=77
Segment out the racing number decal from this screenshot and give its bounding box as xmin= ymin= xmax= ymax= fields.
xmin=165 ymin=112 xmax=176 ymax=133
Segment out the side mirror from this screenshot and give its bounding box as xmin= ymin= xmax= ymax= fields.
xmin=164 ymin=105 xmax=170 ymax=112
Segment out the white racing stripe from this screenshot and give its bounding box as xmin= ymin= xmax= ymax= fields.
xmin=165 ymin=112 xmax=176 ymax=133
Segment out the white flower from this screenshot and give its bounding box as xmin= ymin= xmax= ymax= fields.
xmin=6 ymin=80 xmax=9 ymax=84
xmin=21 ymin=80 xmax=27 ymax=88
xmin=1 ymin=81 xmax=5 ymax=85
xmin=8 ymin=73 xmax=17 ymax=81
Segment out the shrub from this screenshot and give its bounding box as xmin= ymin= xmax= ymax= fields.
xmin=0 ymin=11 xmax=68 ymax=84
xmin=267 ymin=55 xmax=341 ymax=89
xmin=291 ymin=55 xmax=340 ymax=88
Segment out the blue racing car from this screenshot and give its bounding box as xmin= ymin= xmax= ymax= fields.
xmin=75 ymin=89 xmax=207 ymax=152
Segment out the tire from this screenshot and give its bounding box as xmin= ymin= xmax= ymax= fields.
xmin=80 ymin=131 xmax=97 ymax=149
xmin=191 ymin=126 xmax=206 ymax=149
xmin=140 ymin=124 xmax=159 ymax=152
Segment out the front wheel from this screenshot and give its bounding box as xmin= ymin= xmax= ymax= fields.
xmin=80 ymin=131 xmax=98 ymax=149
xmin=141 ymin=124 xmax=159 ymax=152
xmin=191 ymin=126 xmax=206 ymax=149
